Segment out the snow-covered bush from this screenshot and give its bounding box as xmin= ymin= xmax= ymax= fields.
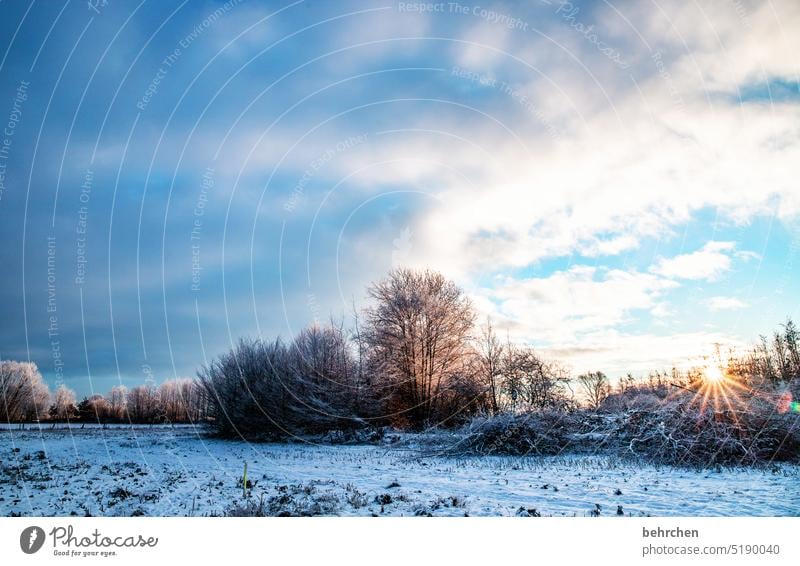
xmin=600 ymin=390 xmax=663 ymax=413
xmin=199 ymin=330 xmax=365 ymax=437
xmin=453 ymin=387 xmax=799 ymax=466
xmin=620 ymin=391 xmax=800 ymax=466
xmin=455 ymin=412 xmax=581 ymax=456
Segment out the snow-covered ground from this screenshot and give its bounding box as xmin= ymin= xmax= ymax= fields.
xmin=1 ymin=426 xmax=798 ymax=517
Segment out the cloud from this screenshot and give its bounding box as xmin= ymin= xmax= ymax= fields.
xmin=475 ymin=265 xmax=678 ymax=343
xmin=651 ymin=241 xmax=736 ymax=281
xmin=706 ymin=296 xmax=748 ymax=311
xmin=580 ymin=235 xmax=640 ymax=257
xmin=300 ymin=0 xmax=800 ymax=285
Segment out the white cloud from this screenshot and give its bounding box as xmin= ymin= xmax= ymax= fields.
xmin=651 ymin=241 xmax=737 ymax=281
xmin=320 ymin=0 xmax=800 ymax=284
xmin=474 ymin=266 xmax=678 ymax=343
xmin=580 ymin=235 xmax=640 ymax=257
xmin=707 ymin=296 xmax=748 ymax=311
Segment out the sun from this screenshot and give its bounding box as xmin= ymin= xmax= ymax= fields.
xmin=685 ymin=362 xmax=750 ymax=418
xmin=704 ymin=365 xmax=725 ymax=384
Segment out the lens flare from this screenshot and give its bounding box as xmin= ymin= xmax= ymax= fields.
xmin=777 ymin=391 xmax=792 ymax=413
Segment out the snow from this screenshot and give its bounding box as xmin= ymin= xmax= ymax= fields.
xmin=1 ymin=425 xmax=798 ymax=517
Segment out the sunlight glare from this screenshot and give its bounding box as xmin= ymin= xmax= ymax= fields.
xmin=704 ymin=365 xmax=724 ymax=384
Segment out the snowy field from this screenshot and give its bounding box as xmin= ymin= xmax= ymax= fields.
xmin=1 ymin=426 xmax=798 ymax=517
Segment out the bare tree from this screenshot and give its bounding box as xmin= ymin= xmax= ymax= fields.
xmin=158 ymin=379 xmax=206 ymax=423
xmin=504 ymin=346 xmax=571 ymax=411
xmin=126 ymin=384 xmax=161 ymax=423
xmin=77 ymin=394 xmax=111 ymax=424
xmin=349 ymin=301 xmax=380 ymax=417
xmin=508 ymin=347 xmax=569 ymax=409
xmin=783 ymin=319 xmax=800 ymax=378
xmin=288 ymin=323 xmax=360 ymax=424
xmin=50 ymin=384 xmax=78 ymax=420
xmin=727 ymin=318 xmax=800 ymax=387
xmin=0 ymin=361 xmax=51 ymax=423
xmin=290 ymin=324 xmax=353 ymax=388
xmin=477 ymin=319 xmax=504 ymax=415
xmin=500 ymin=341 xmax=523 ymax=412
xmin=199 ymin=338 xmax=290 ymax=436
xmin=108 ymin=385 xmax=128 ymax=420
xmin=577 ymin=371 xmax=610 ymax=411
xmin=364 ymin=268 xmax=477 ymax=426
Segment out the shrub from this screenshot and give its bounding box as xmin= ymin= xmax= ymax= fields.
xmin=619 ymin=390 xmax=800 ymax=466
xmin=199 ymin=331 xmax=364 ymax=437
xmin=455 ymin=412 xmax=580 ymax=456
xmin=452 ymin=386 xmax=799 ymax=466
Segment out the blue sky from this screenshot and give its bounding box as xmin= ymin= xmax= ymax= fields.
xmin=0 ymin=0 xmax=798 ymax=395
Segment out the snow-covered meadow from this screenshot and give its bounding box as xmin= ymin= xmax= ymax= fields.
xmin=1 ymin=426 xmax=798 ymax=517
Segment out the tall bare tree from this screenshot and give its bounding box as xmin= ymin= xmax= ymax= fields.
xmin=364 ymin=268 xmax=476 ymax=426
xmin=349 ymin=301 xmax=375 ymax=416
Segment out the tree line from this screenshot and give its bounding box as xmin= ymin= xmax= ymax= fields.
xmin=0 ymin=364 xmax=209 ymax=425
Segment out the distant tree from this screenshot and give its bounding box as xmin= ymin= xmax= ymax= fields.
xmin=50 ymin=384 xmax=78 ymax=421
xmin=158 ymin=378 xmax=207 ymax=423
xmin=77 ymin=394 xmax=110 ymax=424
xmin=158 ymin=380 xmax=184 ymax=422
xmin=783 ymin=319 xmax=800 ymax=378
xmin=577 ymin=371 xmax=610 ymax=411
xmin=185 ymin=379 xmax=210 ymax=421
xmin=504 ymin=345 xmax=572 ymax=411
xmin=77 ymin=397 xmax=94 ymax=423
xmin=727 ymin=318 xmax=800 ymax=386
xmin=364 ymin=268 xmax=477 ymax=427
xmin=108 ymin=385 xmax=128 ymax=420
xmin=126 ymin=384 xmax=161 ymax=423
